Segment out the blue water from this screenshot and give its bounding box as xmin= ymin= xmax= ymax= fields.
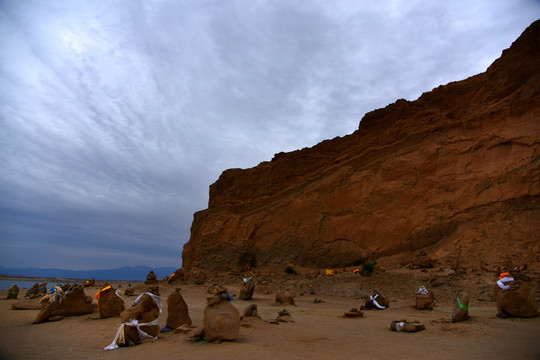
xmin=0 ymin=279 xmax=68 ymax=291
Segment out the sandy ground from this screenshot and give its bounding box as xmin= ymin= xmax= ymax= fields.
xmin=0 ymin=278 xmax=539 ymax=360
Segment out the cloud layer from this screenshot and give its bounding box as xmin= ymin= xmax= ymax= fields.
xmin=1 ymin=1 xmax=538 ymax=270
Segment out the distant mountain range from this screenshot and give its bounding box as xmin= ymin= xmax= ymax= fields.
xmin=0 ymin=265 xmax=178 ymax=281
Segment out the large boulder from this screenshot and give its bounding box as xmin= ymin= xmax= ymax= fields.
xmin=96 ymin=286 xmax=125 ymax=318
xmin=166 ymin=288 xmax=192 ymax=329
xmin=105 ymin=291 xmax=162 ymax=350
xmin=120 ymin=292 xmax=162 ymax=339
xmin=33 ymin=286 xmax=95 ymax=324
xmin=493 ymin=280 xmax=538 ymax=318
xmin=203 ymin=289 xmax=240 ymax=342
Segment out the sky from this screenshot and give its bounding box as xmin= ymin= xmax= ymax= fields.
xmin=0 ymin=1 xmax=538 ymax=271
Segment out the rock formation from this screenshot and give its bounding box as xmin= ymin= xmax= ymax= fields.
xmin=182 ymin=21 xmax=540 ymax=272
xmin=6 ymin=284 xmax=19 ymax=299
xmin=33 ymin=286 xmax=95 ymax=324
xmin=166 ymin=288 xmax=192 ymax=329
xmin=493 ymin=280 xmax=538 ymax=318
xmin=203 ymin=287 xmax=240 ymax=342
xmin=145 ymin=270 xmax=158 ymax=284
xmin=97 ymin=286 xmax=125 ymax=318
xmin=239 ymin=279 xmax=255 ymax=300
xmin=452 ymin=292 xmax=470 ymax=322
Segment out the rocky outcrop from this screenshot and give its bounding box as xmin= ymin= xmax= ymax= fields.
xmin=182 ymin=21 xmax=540 ymax=272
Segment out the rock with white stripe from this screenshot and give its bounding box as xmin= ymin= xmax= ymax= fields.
xmin=493 ymin=280 xmax=538 ymax=318
xmin=118 ymin=291 xmax=162 ymax=345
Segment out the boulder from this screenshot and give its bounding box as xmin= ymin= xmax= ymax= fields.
xmin=203 ymin=289 xmax=240 ymax=342
xmin=97 ymin=286 xmax=125 ymax=318
xmin=493 ymin=280 xmax=538 ymax=318
xmin=275 ymin=291 xmax=295 ymax=306
xmin=106 ymin=292 xmax=162 ymax=348
xmin=166 ymin=288 xmax=192 ymax=329
xmin=239 ymin=280 xmax=255 ymax=300
xmin=33 ymin=286 xmax=95 ymax=324
xmin=452 ymin=292 xmax=469 ymax=322
xmin=6 ymin=284 xmax=19 ymax=299
xmin=120 ymin=292 xmax=162 ymax=340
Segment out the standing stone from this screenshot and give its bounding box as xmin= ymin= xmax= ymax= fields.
xmin=493 ymin=280 xmax=538 ymax=318
xmin=6 ymin=284 xmax=19 ymax=299
xmin=25 ymin=283 xmax=41 ymax=299
xmin=98 ymin=286 xmax=125 ymax=318
xmin=203 ymin=289 xmax=240 ymax=342
xmin=415 ymin=287 xmax=434 ymax=310
xmin=145 ymin=270 xmax=158 ymax=284
xmin=119 ymin=292 xmax=162 ymax=345
xmin=166 ymin=288 xmax=192 ymax=329
xmin=452 ymin=292 xmax=469 ymax=322
xmin=239 ymin=280 xmax=255 ymax=300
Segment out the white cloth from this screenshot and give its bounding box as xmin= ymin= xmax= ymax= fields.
xmin=417 ymin=286 xmax=428 ymax=295
xmin=497 ymin=276 xmax=515 ymax=291
xmin=370 ymin=294 xmax=386 ymax=309
xmin=132 ymin=292 xmax=162 ymax=314
xmin=104 ymin=318 xmax=159 ymax=350
xmin=104 ymin=292 xmax=162 ymax=350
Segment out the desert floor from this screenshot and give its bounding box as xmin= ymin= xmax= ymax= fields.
xmin=0 ymin=276 xmax=539 ymax=360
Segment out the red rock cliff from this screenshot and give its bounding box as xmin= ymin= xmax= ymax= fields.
xmin=182 ymin=21 xmax=540 ymax=272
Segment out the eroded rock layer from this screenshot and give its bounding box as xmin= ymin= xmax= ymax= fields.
xmin=182 ymin=21 xmax=540 ymax=272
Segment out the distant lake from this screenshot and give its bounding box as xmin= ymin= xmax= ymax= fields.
xmin=0 ymin=279 xmax=69 ymax=291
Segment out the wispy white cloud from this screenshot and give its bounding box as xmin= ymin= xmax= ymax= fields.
xmin=0 ymin=0 xmax=538 ymax=270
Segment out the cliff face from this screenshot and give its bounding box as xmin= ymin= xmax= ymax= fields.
xmin=182 ymin=21 xmax=540 ymax=272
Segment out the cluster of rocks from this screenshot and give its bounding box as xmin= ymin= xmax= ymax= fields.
xmin=33 ymin=285 xmax=95 ymax=324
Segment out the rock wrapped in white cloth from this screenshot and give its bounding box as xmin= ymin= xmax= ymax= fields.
xmin=497 ymin=276 xmax=515 ymax=291
xmin=370 ymin=294 xmax=386 ymax=309
xmin=104 ymin=318 xmax=159 ymax=350
xmin=104 ymin=292 xmax=162 ymax=350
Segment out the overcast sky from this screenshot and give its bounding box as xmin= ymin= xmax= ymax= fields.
xmin=0 ymin=1 xmax=538 ymax=271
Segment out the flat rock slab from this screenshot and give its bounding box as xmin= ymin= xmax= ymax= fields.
xmin=12 ymin=300 xmax=42 ymax=310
